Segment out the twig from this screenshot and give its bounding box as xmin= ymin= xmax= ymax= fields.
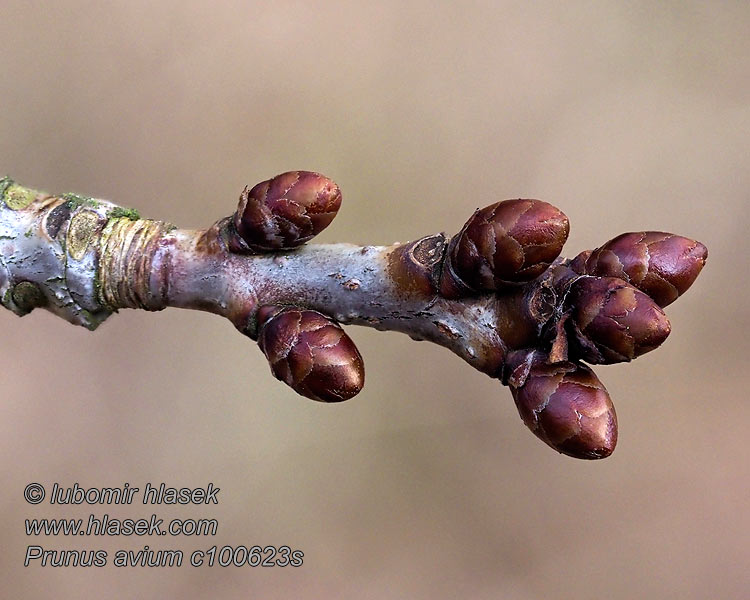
xmin=0 ymin=172 xmax=707 ymax=459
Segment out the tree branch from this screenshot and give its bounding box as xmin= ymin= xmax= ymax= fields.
xmin=0 ymin=172 xmax=707 ymax=459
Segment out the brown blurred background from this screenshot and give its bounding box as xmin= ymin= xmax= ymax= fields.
xmin=1 ymin=2 xmax=748 ymax=598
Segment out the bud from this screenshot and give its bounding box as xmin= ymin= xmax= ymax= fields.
xmin=442 ymin=199 xmax=569 ymax=295
xmin=233 ymin=171 xmax=342 ymax=252
xmin=257 ymin=306 xmax=364 ymax=402
xmin=506 ymin=350 xmax=617 ymax=459
xmin=566 ymin=276 xmax=671 ymax=364
xmin=572 ymin=232 xmax=707 ymax=307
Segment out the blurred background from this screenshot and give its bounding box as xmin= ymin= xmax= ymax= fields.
xmin=1 ymin=2 xmax=747 ymax=598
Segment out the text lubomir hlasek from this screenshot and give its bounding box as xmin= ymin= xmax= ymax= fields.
xmin=47 ymin=483 xmax=219 ymax=505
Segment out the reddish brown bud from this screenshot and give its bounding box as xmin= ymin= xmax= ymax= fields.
xmin=442 ymin=199 xmax=569 ymax=295
xmin=233 ymin=171 xmax=342 ymax=252
xmin=506 ymin=350 xmax=617 ymax=459
xmin=566 ymin=276 xmax=671 ymax=364
xmin=572 ymin=232 xmax=707 ymax=307
xmin=257 ymin=306 xmax=364 ymax=402
xmin=568 ymin=249 xmax=591 ymax=274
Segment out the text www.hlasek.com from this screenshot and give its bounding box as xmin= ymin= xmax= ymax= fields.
xmin=23 ymin=482 xmax=303 ymax=568
xmin=26 ymin=513 xmax=218 ymax=537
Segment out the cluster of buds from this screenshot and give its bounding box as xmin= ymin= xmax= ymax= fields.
xmin=442 ymin=196 xmax=705 ymax=457
xmin=225 ymin=170 xmax=706 ymax=458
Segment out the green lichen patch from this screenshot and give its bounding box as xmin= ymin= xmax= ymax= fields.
xmin=3 ymin=183 xmax=37 ymax=210
xmin=62 ymin=192 xmax=101 ymax=210
xmin=108 ymin=206 xmax=141 ymax=221
xmin=0 ymin=176 xmax=13 ymax=198
xmin=12 ymin=281 xmax=48 ymax=314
